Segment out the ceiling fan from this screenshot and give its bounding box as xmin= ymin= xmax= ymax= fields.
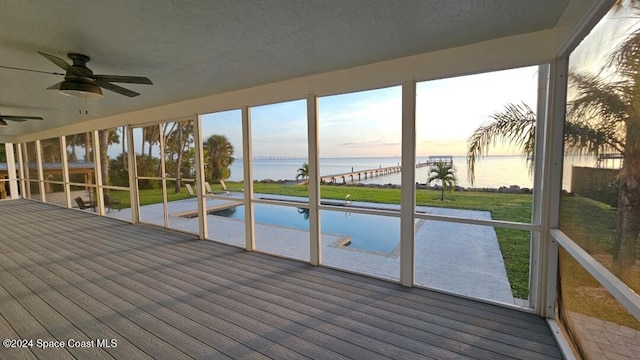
xmin=0 ymin=113 xmax=43 ymax=127
xmin=38 ymin=52 xmax=153 ymax=98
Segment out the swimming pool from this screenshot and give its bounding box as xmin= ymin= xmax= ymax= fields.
xmin=209 ymin=203 xmax=400 ymax=254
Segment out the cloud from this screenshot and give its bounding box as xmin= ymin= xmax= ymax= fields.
xmin=319 ymin=87 xmax=402 ymax=127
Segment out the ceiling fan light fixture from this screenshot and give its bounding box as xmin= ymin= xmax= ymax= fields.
xmin=0 ymin=120 xmax=7 ymax=127
xmin=58 ymin=80 xmax=103 ymax=99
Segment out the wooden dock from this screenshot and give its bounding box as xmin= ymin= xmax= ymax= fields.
xmin=320 ymin=158 xmax=448 ymax=184
xmin=321 ymin=165 xmax=401 ymax=184
xmin=596 ymin=153 xmax=623 ymax=169
xmin=424 ymin=155 xmax=453 ymax=166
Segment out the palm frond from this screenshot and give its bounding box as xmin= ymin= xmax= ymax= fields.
xmin=567 ymin=73 xmax=629 ymax=157
xmin=569 ymin=73 xmax=629 ymax=124
xmin=606 ymin=30 xmax=640 ymax=82
xmin=466 ymin=102 xmax=536 ymax=185
xmin=564 ymin=118 xmax=625 ymax=156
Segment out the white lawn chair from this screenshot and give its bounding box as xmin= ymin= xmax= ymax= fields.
xmin=185 ymin=183 xmax=196 ymax=199
xmin=219 ymin=180 xmax=231 ymax=196
xmin=205 ymin=181 xmax=230 ymax=196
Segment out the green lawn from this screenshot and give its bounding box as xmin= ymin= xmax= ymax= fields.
xmin=559 ymin=194 xmax=618 ymax=254
xmin=559 ymin=194 xmax=640 ymax=330
xmin=107 ymin=187 xmax=193 ymax=207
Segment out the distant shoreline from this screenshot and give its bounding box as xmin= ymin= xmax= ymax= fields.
xmin=226 ymin=155 xmax=593 ymax=189
xmin=254 ymin=178 xmax=533 ymax=194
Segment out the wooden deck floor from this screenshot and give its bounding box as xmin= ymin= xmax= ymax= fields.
xmin=0 ymin=200 xmax=562 ymax=359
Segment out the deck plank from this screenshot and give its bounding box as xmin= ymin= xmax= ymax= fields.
xmin=77 ymin=229 xmax=516 ymax=359
xmin=5 ymin=231 xmax=320 ymax=360
xmin=0 ymin=299 xmax=38 ymax=360
xmin=0 ymin=282 xmax=74 ymax=360
xmin=0 ymin=228 xmax=238 ymax=359
xmin=0 ymin=200 xmax=562 ymax=359
xmin=14 ymin=217 xmax=397 ymax=360
xmin=0 ymin=250 xmax=193 ymax=360
xmin=78 ymin=222 xmax=556 ymax=359
xmin=0 ymin=261 xmax=115 ymax=360
xmin=72 ymin=222 xmax=462 ymax=359
xmin=0 ymin=250 xmax=152 ymax=360
xmin=112 ymin=230 xmax=559 ymax=359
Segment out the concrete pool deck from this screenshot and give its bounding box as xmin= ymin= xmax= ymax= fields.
xmin=107 ymin=195 xmax=515 ymax=304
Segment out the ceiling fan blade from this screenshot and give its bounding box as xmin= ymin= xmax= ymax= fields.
xmin=0 ymin=115 xmax=43 ymax=121
xmin=38 ymin=51 xmax=82 ymax=75
xmin=47 ymin=81 xmax=63 ymax=90
xmin=0 ymin=117 xmax=26 ymax=122
xmin=95 ymin=80 xmax=140 ymax=97
xmin=93 ymin=75 xmax=153 ymax=84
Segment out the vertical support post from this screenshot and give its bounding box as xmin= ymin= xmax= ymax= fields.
xmin=158 ymin=124 xmax=169 ymax=227
xmin=242 ymin=105 xmax=255 ymax=251
xmin=194 ymin=114 xmax=208 ymax=240
xmin=126 ymin=126 xmax=140 ymax=223
xmin=529 ymin=64 xmax=550 ymax=308
xmin=92 ymin=130 xmax=105 ymax=215
xmin=5 ymin=143 xmax=19 ymax=199
xmin=18 ymin=143 xmax=27 ymax=199
xmin=400 ymin=80 xmax=417 ymax=287
xmin=60 ymin=136 xmax=72 ymax=208
xmin=307 ymin=94 xmax=321 ymax=265
xmin=35 ymin=140 xmax=46 ymax=202
xmin=538 ymin=57 xmax=569 ymax=317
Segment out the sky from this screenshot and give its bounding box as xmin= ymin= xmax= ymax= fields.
xmin=200 ymin=65 xmax=539 ymax=159
xmin=569 ymin=4 xmax=639 ymax=76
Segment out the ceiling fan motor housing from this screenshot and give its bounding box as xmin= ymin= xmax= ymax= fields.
xmin=38 ymin=51 xmax=151 ymax=98
xmin=58 ymin=53 xmax=103 ymax=98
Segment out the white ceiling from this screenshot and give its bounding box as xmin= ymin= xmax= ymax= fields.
xmin=0 ymin=0 xmax=574 ymax=138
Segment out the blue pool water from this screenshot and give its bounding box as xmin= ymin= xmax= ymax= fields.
xmin=210 ymin=204 xmax=399 ymax=254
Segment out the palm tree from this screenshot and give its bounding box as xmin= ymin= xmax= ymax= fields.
xmin=142 ymin=125 xmax=160 ymax=157
xmin=65 ymin=134 xmax=80 ymax=162
xmin=427 ymin=162 xmax=457 ymax=201
xmin=163 ymin=121 xmax=194 ymax=193
xmin=98 ymin=129 xmax=120 ymax=188
xmin=204 ymin=134 xmax=234 ymax=182
xmin=467 ymin=26 xmax=640 ymax=267
xmin=571 ymin=29 xmax=640 ymax=267
xmin=296 ymin=162 xmax=310 ymax=189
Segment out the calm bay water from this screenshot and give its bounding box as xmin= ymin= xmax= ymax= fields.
xmin=227 ymin=156 xmax=595 ymax=190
